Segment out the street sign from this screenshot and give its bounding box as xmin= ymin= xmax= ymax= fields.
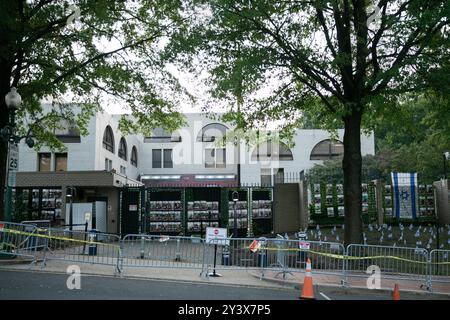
xmin=299 ymin=241 xmax=310 ymax=250
xmin=8 ymin=143 xmax=19 ymax=171
xmin=84 ymin=212 xmax=91 ymax=221
xmin=8 ymin=143 xmax=19 ymax=187
xmin=128 ymin=204 xmax=138 ymax=211
xmin=206 ymin=227 xmax=229 ymax=246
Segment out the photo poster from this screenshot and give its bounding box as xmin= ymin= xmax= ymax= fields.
xmin=384 ymin=184 xmax=393 ymax=216
xmin=308 ymin=183 xmax=322 ymax=215
xmin=418 ymin=184 xmax=435 ymax=216
xmin=391 ymin=172 xmax=418 ymax=219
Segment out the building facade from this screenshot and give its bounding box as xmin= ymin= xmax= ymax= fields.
xmin=13 ymin=108 xmax=375 ymax=233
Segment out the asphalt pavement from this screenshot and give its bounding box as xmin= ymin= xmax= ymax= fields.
xmin=0 ymin=269 xmax=444 ymax=300
xmin=0 ymin=269 xmax=299 ymax=300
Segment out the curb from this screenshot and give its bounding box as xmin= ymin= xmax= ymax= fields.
xmin=247 ymin=270 xmax=450 ymax=298
xmin=0 ymin=259 xmax=42 ymax=265
xmin=0 ymin=267 xmax=295 ymax=292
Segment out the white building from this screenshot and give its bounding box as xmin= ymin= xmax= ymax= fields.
xmin=14 ymin=108 xmax=375 ymax=232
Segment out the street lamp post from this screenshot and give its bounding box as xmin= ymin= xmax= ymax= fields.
xmin=1 ymin=88 xmax=34 ymax=222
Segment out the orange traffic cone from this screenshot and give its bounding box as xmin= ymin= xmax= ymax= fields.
xmin=393 ymin=283 xmax=400 ymax=300
xmin=300 ymin=258 xmax=315 ymax=299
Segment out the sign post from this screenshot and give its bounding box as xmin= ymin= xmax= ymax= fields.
xmin=298 ymin=232 xmax=310 ymax=268
xmin=5 ymin=143 xmax=19 ymax=222
xmin=206 ymin=227 xmax=228 ymax=277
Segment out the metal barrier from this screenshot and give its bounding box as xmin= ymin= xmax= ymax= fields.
xmin=120 ymin=234 xmax=205 ymax=272
xmin=203 ymin=237 xmax=345 ymax=282
xmin=2 ymin=221 xmax=449 ymax=293
xmin=0 ymin=221 xmax=41 ymax=264
xmin=40 ymin=228 xmax=121 ymax=273
xmin=21 ymin=220 xmax=51 ymax=229
xmin=345 ymin=244 xmax=430 ymax=288
xmin=282 ymin=239 xmax=345 ymax=280
xmin=429 ymin=249 xmax=450 ymax=291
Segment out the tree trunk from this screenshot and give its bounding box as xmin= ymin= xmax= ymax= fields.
xmin=343 ymin=110 xmax=363 ymax=245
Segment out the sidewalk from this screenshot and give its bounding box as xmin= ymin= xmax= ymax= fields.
xmin=246 ymin=269 xmax=450 ymax=296
xmin=1 ymin=259 xmax=449 ymax=298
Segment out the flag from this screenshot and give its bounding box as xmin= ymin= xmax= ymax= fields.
xmin=391 ymin=172 xmax=418 ymax=219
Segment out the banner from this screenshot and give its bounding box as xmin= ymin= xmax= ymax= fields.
xmin=391 ymin=172 xmax=418 ymax=219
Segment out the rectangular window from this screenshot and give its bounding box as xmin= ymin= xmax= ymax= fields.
xmin=38 ymin=153 xmax=51 ymax=172
xmin=163 ymin=149 xmax=173 ymax=168
xmin=120 ymin=165 xmax=126 ymax=175
xmin=152 ymin=149 xmax=162 ymax=168
xmin=205 ymin=148 xmax=226 ymax=168
xmin=216 ymin=148 xmax=226 ymax=168
xmin=205 ymin=149 xmax=215 ymax=168
xmin=105 ymin=158 xmax=112 ymax=171
xmin=54 ymin=153 xmax=67 ymax=172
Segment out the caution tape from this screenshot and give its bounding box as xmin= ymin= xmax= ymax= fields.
xmin=0 ymin=228 xmax=120 ymax=250
xmin=245 ymin=246 xmax=450 ymax=265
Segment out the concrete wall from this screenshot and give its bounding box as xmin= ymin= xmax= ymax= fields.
xmin=273 ymin=183 xmax=301 ymax=233
xmin=240 ymin=129 xmax=375 ymax=185
xmin=139 ymin=113 xmax=238 ymax=176
xmin=17 ymin=109 xmax=376 ymax=187
xmin=434 ymin=179 xmax=450 ymax=225
xmin=18 ymin=110 xmax=142 ymax=181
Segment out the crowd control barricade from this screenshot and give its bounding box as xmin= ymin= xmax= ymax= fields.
xmin=203 ymin=238 xmax=262 ymax=276
xmin=41 ymin=228 xmax=121 ymax=273
xmin=203 ymin=237 xmax=345 ymax=283
xmin=429 ymin=249 xmax=450 ymax=292
xmin=0 ymin=221 xmax=40 ymax=264
xmin=21 ymin=220 xmax=50 ymax=251
xmin=120 ymin=234 xmax=205 ymax=273
xmin=345 ymin=244 xmax=430 ymax=290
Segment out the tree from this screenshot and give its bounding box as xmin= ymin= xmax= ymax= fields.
xmin=166 ymin=0 xmax=449 ymax=244
xmin=0 ymin=0 xmax=188 ymax=220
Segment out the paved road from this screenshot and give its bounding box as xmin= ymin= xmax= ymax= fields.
xmin=0 ymin=270 xmax=443 ymax=300
xmin=0 ymin=270 xmax=299 ymax=300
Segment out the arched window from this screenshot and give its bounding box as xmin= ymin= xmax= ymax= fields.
xmin=102 ymin=126 xmax=115 ymax=153
xmin=131 ymin=146 xmax=138 ymax=167
xmin=251 ymin=141 xmax=294 ymax=161
xmin=144 ymin=128 xmax=181 ymax=143
xmin=118 ymin=137 xmax=127 ymax=161
xmin=310 ymin=139 xmax=344 ymax=160
xmin=197 ymin=123 xmax=228 ymax=142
